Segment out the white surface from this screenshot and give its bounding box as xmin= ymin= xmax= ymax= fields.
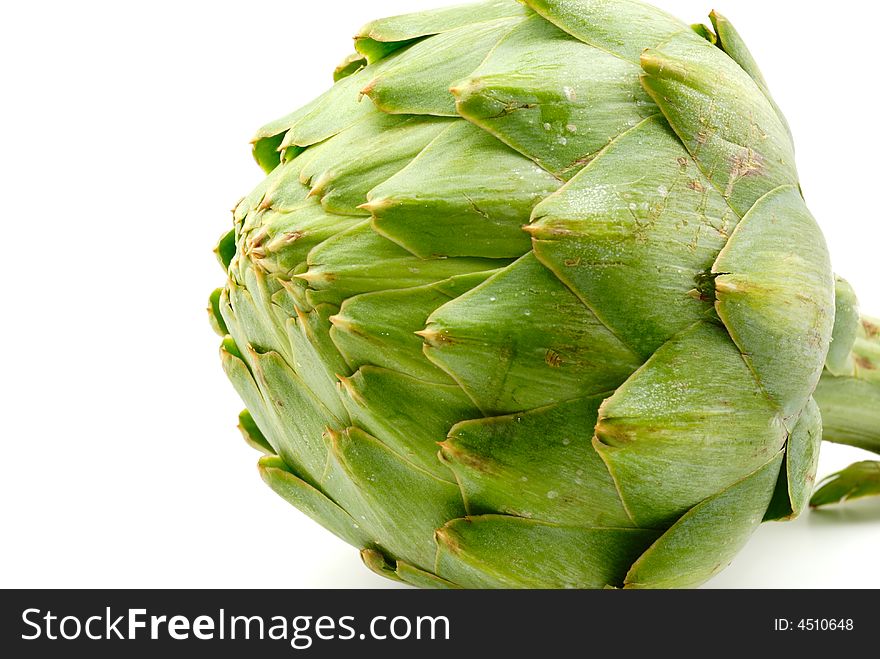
xmin=0 ymin=0 xmax=877 ymax=589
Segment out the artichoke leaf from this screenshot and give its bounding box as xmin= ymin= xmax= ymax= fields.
xmin=214 ymin=229 xmax=237 ymax=271
xmin=259 ymin=455 xmax=373 ymax=549
xmin=297 ymin=111 xmax=452 ymax=216
xmin=252 ymin=105 xmax=316 ymax=172
xmin=264 ymin=52 xmax=404 ymax=156
xmin=595 ymin=321 xmax=787 ymax=528
xmin=713 ymin=185 xmax=834 ymax=419
xmin=361 ymin=549 xmax=458 ymax=589
xmin=363 ymin=16 xmax=526 ymax=117
xmin=355 ymin=0 xmax=530 ymax=63
xmin=709 ymin=10 xmax=793 ymax=143
xmin=340 ymin=366 xmax=479 ymax=481
xmin=224 ymin=276 xmax=292 ymax=366
xmin=453 ymin=14 xmax=656 ymax=179
xmin=826 ymin=277 xmax=862 ymax=377
xmin=330 ymin=272 xmax=494 ymax=385
xmin=243 ymin=265 xmax=298 ymax=362
xmin=522 ymin=0 xmax=688 ymax=65
xmin=531 ymin=115 xmax=738 ymax=359
xmin=394 ymin=561 xmax=459 ymax=590
xmin=640 ymin=34 xmax=798 ymax=216
xmin=435 ymin=515 xmax=660 ymax=589
xmin=764 ymin=399 xmax=823 ymax=521
xmin=424 ymin=253 xmax=642 ymax=415
xmin=301 ymin=221 xmax=506 ymax=308
xmin=360 ymin=548 xmax=407 ymax=584
xmin=367 ymin=121 xmax=559 ymax=259
xmin=247 ymin=158 xmax=311 ymax=217
xmin=245 ymin=202 xmax=363 ymax=278
xmin=441 ymin=396 xmax=633 ymax=528
xmin=810 ymin=462 xmax=880 ymax=509
xmin=333 ymin=53 xmax=367 ymax=82
xmin=624 ymin=451 xmax=783 ymax=589
xmin=249 ymin=348 xmax=344 ymax=486
xmin=320 ymin=427 xmax=466 ymax=572
xmin=220 ymin=340 xmax=319 ymax=486
xmin=238 ymin=409 xmax=274 ymax=455
xmin=285 ymin=305 xmax=351 ymax=423
xmin=208 ymin=288 xmax=229 ymax=337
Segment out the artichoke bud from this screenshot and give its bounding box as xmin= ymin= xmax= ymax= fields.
xmin=212 ymin=0 xmax=879 ymax=588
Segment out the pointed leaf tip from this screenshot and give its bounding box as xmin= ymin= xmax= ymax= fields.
xmin=640 ymin=49 xmax=692 ymax=85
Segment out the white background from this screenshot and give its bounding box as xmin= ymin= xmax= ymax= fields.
xmin=1 ymin=0 xmax=877 ymax=589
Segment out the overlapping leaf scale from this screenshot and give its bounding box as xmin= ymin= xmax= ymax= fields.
xmin=593 ymin=321 xmax=787 ymax=529
xmin=300 ymin=221 xmax=506 ymax=308
xmin=362 ymin=16 xmax=527 ymax=117
xmin=232 ymin=157 xmax=363 ymax=288
xmin=707 ymin=11 xmax=793 ymax=143
xmin=260 ymin=455 xmax=373 ymax=549
xmin=318 ymin=427 xmax=467 ymax=571
xmin=639 ymin=34 xmax=798 ymax=217
xmin=329 ymin=271 xmax=496 ymax=385
xmin=522 ymin=0 xmax=689 ymax=64
xmin=622 ymin=452 xmax=783 ymax=588
xmin=222 ymin=266 xmax=295 ymax=366
xmin=366 ymin=121 xmax=560 ymax=259
xmin=360 ymin=549 xmax=459 ymax=588
xmin=296 ymin=109 xmax=453 ymax=216
xmin=452 ymin=14 xmax=657 ymax=179
xmin=233 ymin=157 xmax=297 ymax=230
xmin=223 ymin=303 xmax=470 ymax=575
xmin=222 ymin=303 xmax=470 ymax=574
xmin=530 ymin=115 xmax=738 ymax=359
xmin=220 ymin=340 xmax=297 ymax=469
xmin=240 ymin=196 xmax=362 ymax=281
xmin=434 ymin=516 xmax=659 ymax=589
xmin=440 ymin=396 xmax=633 ymax=527
xmin=354 ymin=0 xmax=530 ymax=63
xmin=218 ymin=267 xmax=348 ymax=474
xmin=825 ymin=278 xmax=861 ymax=378
xmin=219 ymin=338 xmax=341 ymax=489
xmin=287 ymin=305 xmax=352 ymax=422
xmin=764 ymin=399 xmax=822 ymax=521
xmin=251 ymin=52 xmax=404 ymax=172
xmin=258 ymin=423 xmax=468 ymax=575
xmin=237 ymin=409 xmax=274 ymax=456
xmin=422 ymin=253 xmax=642 ymax=415
xmin=333 ymin=53 xmax=367 ymax=83
xmin=712 ymin=186 xmax=834 ymax=419
xmin=339 ymin=366 xmax=481 ymax=481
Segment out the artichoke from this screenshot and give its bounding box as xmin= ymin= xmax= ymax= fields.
xmin=210 ymin=0 xmax=880 ymax=588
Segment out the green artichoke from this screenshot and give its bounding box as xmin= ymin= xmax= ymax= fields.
xmin=210 ymin=0 xmax=880 ymax=588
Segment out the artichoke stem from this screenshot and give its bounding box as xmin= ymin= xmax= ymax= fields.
xmin=815 ymin=316 xmax=880 ymax=455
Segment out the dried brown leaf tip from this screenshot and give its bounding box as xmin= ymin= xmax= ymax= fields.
xmin=434 ymin=526 xmax=462 ymax=555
